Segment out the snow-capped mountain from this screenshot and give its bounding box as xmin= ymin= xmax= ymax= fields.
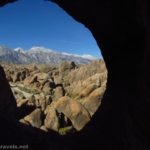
xmin=27 ymin=47 xmax=54 ymax=53
xmin=14 ymin=47 xmax=25 ymax=54
xmin=0 ymin=46 xmax=20 ymax=64
xmin=0 ymin=46 xmax=98 ymax=64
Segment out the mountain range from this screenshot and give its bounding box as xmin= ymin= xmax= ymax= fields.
xmin=0 ymin=46 xmax=98 ymax=64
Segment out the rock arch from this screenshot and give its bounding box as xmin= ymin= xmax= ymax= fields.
xmin=0 ymin=0 xmax=150 ymax=149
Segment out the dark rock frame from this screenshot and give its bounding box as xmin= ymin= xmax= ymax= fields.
xmin=0 ymin=0 xmax=150 ymax=149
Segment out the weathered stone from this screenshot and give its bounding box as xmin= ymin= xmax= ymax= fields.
xmin=28 ymin=95 xmax=36 ymax=106
xmin=54 ymin=96 xmax=91 ymax=131
xmin=24 ymin=75 xmax=37 ymax=85
xmin=68 ymin=60 xmax=106 ymax=83
xmin=19 ymin=118 xmax=29 ymax=125
xmin=44 ymin=107 xmax=60 ymax=131
xmin=53 ymin=86 xmax=65 ymax=101
xmin=59 ymin=61 xmax=76 ymax=73
xmin=54 ymin=76 xmax=63 ymax=85
xmin=65 ymin=81 xmax=83 ymax=98
xmin=42 ymin=82 xmax=53 ymax=95
xmin=13 ymin=72 xmax=21 ymax=82
xmin=34 ymin=94 xmax=42 ymax=108
xmin=81 ymin=87 xmax=105 ymax=116
xmin=45 ymin=95 xmax=52 ymax=106
xmin=0 ymin=66 xmax=17 ymax=120
xmin=44 ymin=105 xmax=51 ymax=115
xmin=3 ymin=60 xmax=107 ymax=134
xmin=41 ymin=100 xmax=46 ymax=111
xmin=24 ymin=108 xmax=43 ymax=128
xmin=40 ymin=125 xmax=48 ymax=132
xmin=17 ymin=99 xmax=28 ymax=107
xmin=36 ymin=72 xmax=49 ymax=81
xmin=20 ymin=70 xmax=27 ymax=81
xmin=78 ymin=83 xmax=98 ymax=99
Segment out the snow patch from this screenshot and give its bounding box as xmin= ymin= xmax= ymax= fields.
xmin=61 ymin=52 xmax=97 ymax=60
xmin=14 ymin=47 xmax=25 ymax=54
xmin=80 ymin=54 xmax=97 ymax=60
xmin=28 ymin=46 xmax=54 ymax=53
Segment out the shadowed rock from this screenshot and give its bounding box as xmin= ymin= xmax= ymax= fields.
xmin=1 ymin=0 xmax=150 ymax=150
xmin=0 ymin=0 xmax=17 ymax=7
xmin=0 ymin=65 xmax=17 ymax=120
xmin=24 ymin=108 xmax=43 ymax=128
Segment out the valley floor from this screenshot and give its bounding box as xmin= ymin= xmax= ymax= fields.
xmin=2 ymin=60 xmax=107 ymax=135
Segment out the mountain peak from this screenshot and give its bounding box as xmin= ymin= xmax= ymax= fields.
xmin=0 ymin=45 xmax=98 ymax=64
xmin=14 ymin=47 xmax=25 ymax=54
xmin=0 ymin=46 xmax=13 ymax=54
xmin=28 ymin=47 xmax=54 ymax=53
xmin=0 ymin=45 xmax=11 ymax=50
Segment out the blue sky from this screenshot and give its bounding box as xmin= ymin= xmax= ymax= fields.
xmin=0 ymin=0 xmax=102 ymax=58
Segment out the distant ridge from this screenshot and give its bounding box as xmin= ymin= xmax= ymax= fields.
xmin=0 ymin=46 xmax=98 ymax=64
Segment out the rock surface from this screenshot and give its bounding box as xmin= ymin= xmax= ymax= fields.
xmin=24 ymin=108 xmax=43 ymax=128
xmin=44 ymin=107 xmax=60 ymax=131
xmin=0 ymin=66 xmax=17 ymax=120
xmin=2 ymin=60 xmax=107 ymax=134
xmin=54 ymin=96 xmax=91 ymax=131
xmin=0 ymin=1 xmax=150 ymax=150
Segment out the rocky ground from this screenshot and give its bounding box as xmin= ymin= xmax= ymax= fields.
xmin=2 ymin=60 xmax=107 ymax=135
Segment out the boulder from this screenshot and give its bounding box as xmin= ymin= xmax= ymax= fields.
xmin=40 ymin=125 xmax=48 ymax=132
xmin=45 ymin=95 xmax=52 ymax=106
xmin=54 ymin=76 xmax=63 ymax=85
xmin=28 ymin=95 xmax=36 ymax=106
xmin=39 ymin=93 xmax=47 ymax=111
xmin=42 ymin=83 xmax=51 ymax=95
xmin=41 ymin=79 xmax=49 ymax=86
xmin=82 ymin=73 xmax=103 ymax=87
xmin=24 ymin=108 xmax=43 ymax=128
xmin=44 ymin=107 xmax=60 ymax=131
xmin=65 ymin=81 xmax=83 ymax=98
xmin=17 ymin=99 xmax=28 ymax=107
xmin=36 ymin=72 xmax=49 ymax=81
xmin=31 ymin=81 xmax=41 ymax=91
xmin=78 ymin=83 xmax=98 ymax=98
xmin=19 ymin=118 xmax=29 ymax=125
xmin=59 ymin=61 xmax=76 ymax=73
xmin=53 ymin=86 xmax=65 ymax=101
xmin=81 ymin=87 xmax=105 ymax=116
xmin=20 ymin=70 xmax=28 ymax=81
xmin=24 ymin=75 xmax=37 ymax=86
xmin=13 ymin=72 xmax=21 ymax=82
xmin=41 ymin=100 xmax=46 ymax=111
xmin=32 ymin=93 xmax=47 ymax=111
xmin=42 ymin=81 xmax=55 ymax=95
xmin=44 ymin=105 xmax=51 ymax=115
xmin=68 ymin=60 xmax=106 ymax=83
xmin=54 ymin=96 xmax=91 ymax=131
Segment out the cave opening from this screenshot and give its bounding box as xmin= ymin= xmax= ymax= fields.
xmin=0 ymin=0 xmax=107 ymax=135
xmin=1 ymin=1 xmax=150 ymax=150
